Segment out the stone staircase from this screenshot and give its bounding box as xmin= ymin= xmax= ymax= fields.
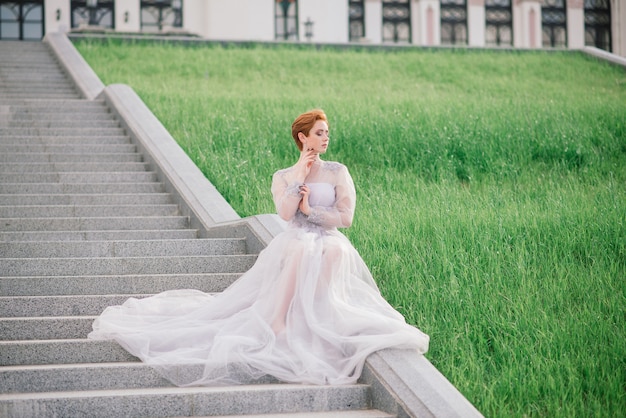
xmin=0 ymin=41 xmax=393 ymax=417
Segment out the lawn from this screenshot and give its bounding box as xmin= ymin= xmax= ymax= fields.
xmin=74 ymin=38 xmax=626 ymax=417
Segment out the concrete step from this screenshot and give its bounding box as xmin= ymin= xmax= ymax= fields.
xmin=0 ymin=363 xmax=175 ymax=393
xmin=0 ymin=339 xmax=137 ymax=366
xmin=0 ymin=75 xmax=68 ymax=83
xmin=0 ymin=73 xmax=70 ymax=82
xmin=0 ymin=46 xmax=50 ymax=53
xmin=0 ymin=171 xmax=156 ymax=184
xmin=0 ymin=127 xmax=125 ymax=136
xmin=0 ymin=272 xmax=237 ymax=297
xmin=0 ymin=254 xmax=257 ymax=277
xmin=0 ymin=384 xmax=371 ymax=418
xmin=0 ymin=182 xmax=163 ymax=194
xmin=0 ymin=316 xmax=97 ymax=340
xmin=0 ymin=143 xmax=135 ymax=153
xmin=0 ymin=152 xmax=142 ymax=163
xmin=0 ymin=216 xmax=188 ymax=232
xmin=0 ymin=56 xmax=59 ymax=64
xmin=0 ymin=204 xmax=179 ymax=218
xmin=0 ymin=294 xmax=155 ymax=317
xmin=1 ymin=119 xmax=119 ymax=129
xmin=0 ymin=135 xmax=130 ymax=145
xmin=0 ymin=58 xmax=58 ymax=65
xmin=0 ymin=93 xmax=80 ymax=99
xmin=0 ymin=82 xmax=74 ymax=89
xmin=0 ymin=238 xmax=247 ymax=258
xmin=0 ymin=62 xmax=62 ymax=69
xmin=0 ymin=193 xmax=171 ymax=206
xmin=0 ymin=88 xmax=77 ymax=96
xmin=0 ymin=229 xmax=198 ymax=242
xmin=0 ymin=99 xmax=107 ymax=109
xmin=7 ymin=112 xmax=115 ymax=122
xmin=0 ymin=162 xmax=149 ymax=174
xmin=0 ymin=362 xmax=280 ymax=393
xmin=215 ymin=412 xmax=395 ymax=418
xmin=0 ymin=86 xmax=75 ymax=94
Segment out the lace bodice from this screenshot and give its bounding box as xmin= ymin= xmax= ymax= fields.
xmin=271 ymin=161 xmax=356 ymax=229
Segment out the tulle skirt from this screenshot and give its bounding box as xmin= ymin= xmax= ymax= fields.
xmin=88 ymin=224 xmax=429 ymax=386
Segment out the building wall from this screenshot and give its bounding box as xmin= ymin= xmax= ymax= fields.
xmin=39 ymin=0 xmax=626 ymax=58
xmin=614 ymin=0 xmax=626 ymax=56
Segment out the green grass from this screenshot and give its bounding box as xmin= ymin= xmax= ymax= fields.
xmin=74 ymin=39 xmax=626 ymax=417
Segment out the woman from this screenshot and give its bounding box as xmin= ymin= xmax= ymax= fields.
xmin=89 ymin=109 xmax=429 ymax=386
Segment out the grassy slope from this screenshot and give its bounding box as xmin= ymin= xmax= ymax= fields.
xmin=75 ymin=39 xmax=626 ymax=417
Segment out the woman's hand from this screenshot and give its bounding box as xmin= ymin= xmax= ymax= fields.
xmin=294 ymin=148 xmax=318 ymax=182
xmin=298 ymin=184 xmax=311 ymax=215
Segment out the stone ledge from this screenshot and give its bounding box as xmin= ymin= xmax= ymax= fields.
xmin=43 ymin=32 xmax=105 ymax=100
xmin=362 ymin=349 xmax=483 ymax=418
xmin=581 ymin=46 xmax=626 ymax=69
xmin=97 ymin=84 xmax=241 ymax=231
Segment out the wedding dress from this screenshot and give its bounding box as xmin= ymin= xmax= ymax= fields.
xmin=88 ymin=161 xmax=429 ymax=386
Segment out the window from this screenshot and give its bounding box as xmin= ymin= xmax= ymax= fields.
xmin=382 ymin=0 xmax=411 ymax=43
xmin=70 ymin=0 xmax=114 ymax=29
xmin=584 ymin=0 xmax=611 ymax=52
xmin=441 ymin=0 xmax=467 ymax=46
xmin=0 ymin=1 xmax=44 ymax=40
xmin=485 ymin=0 xmax=512 ymax=46
xmin=275 ymin=0 xmax=298 ymax=41
xmin=542 ymin=0 xmax=566 ymax=48
xmin=141 ymin=0 xmax=182 ymax=32
xmin=349 ymin=0 xmax=365 ymax=41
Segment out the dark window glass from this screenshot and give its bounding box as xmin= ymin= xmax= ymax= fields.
xmin=70 ymin=0 xmax=114 ymax=29
xmin=485 ymin=0 xmax=512 ymax=47
xmin=584 ymin=0 xmax=611 ymax=52
xmin=441 ymin=0 xmax=467 ymax=46
xmin=275 ymin=0 xmax=298 ymax=41
xmin=382 ymin=0 xmax=411 ymax=43
xmin=349 ymin=0 xmax=365 ymax=41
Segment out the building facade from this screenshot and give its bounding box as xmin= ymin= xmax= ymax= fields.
xmin=1 ymin=0 xmax=624 ymax=57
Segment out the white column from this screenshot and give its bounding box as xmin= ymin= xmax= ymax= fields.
xmin=566 ymin=0 xmax=585 ymax=49
xmin=413 ymin=0 xmax=440 ymax=46
xmin=514 ymin=0 xmax=542 ymax=48
xmin=114 ymin=0 xmax=140 ymax=33
xmin=468 ymin=0 xmax=485 ymax=47
xmin=364 ymin=0 xmax=383 ymax=44
xmin=180 ymin=0 xmax=208 ymax=38
xmin=612 ymin=0 xmax=626 ymax=57
xmin=45 ymin=0 xmax=71 ymax=34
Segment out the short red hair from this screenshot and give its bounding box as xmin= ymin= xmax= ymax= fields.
xmin=291 ymin=109 xmax=328 ymax=151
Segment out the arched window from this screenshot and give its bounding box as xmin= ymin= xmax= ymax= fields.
xmin=349 ymin=0 xmax=365 ymax=42
xmin=542 ymin=0 xmax=567 ymax=48
xmin=141 ymin=0 xmax=183 ymax=32
xmin=71 ymin=0 xmax=114 ymax=29
xmin=0 ymin=1 xmax=44 ymax=40
xmin=275 ymin=0 xmax=298 ymax=41
xmin=382 ymin=0 xmax=411 ymax=43
xmin=441 ymin=0 xmax=467 ymax=45
xmin=584 ymin=0 xmax=611 ymax=52
xmin=485 ymin=0 xmax=512 ymax=46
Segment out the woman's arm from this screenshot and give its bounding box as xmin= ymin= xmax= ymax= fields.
xmin=271 ymin=169 xmax=303 ymax=221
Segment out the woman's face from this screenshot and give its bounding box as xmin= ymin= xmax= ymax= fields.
xmin=301 ymin=120 xmax=329 ymax=154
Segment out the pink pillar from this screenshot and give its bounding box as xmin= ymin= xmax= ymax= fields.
xmin=529 ymin=8 xmax=537 ymax=48
xmin=426 ymin=5 xmax=434 ymax=46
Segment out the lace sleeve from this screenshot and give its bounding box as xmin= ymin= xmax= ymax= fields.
xmin=271 ymin=169 xmax=303 ymax=222
xmin=308 ymin=164 xmax=356 ymax=228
